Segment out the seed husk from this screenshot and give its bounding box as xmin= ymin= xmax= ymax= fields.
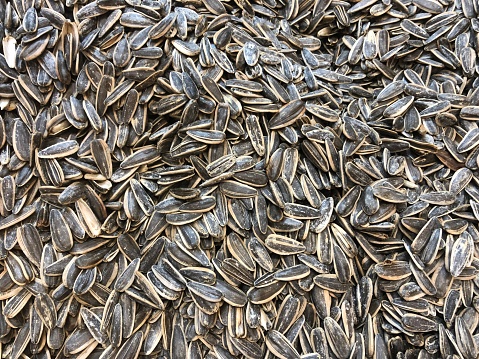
xmin=0 ymin=0 xmax=477 ymax=358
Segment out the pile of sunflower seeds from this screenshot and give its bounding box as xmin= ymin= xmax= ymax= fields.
xmin=2 ymin=0 xmax=479 ymax=357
